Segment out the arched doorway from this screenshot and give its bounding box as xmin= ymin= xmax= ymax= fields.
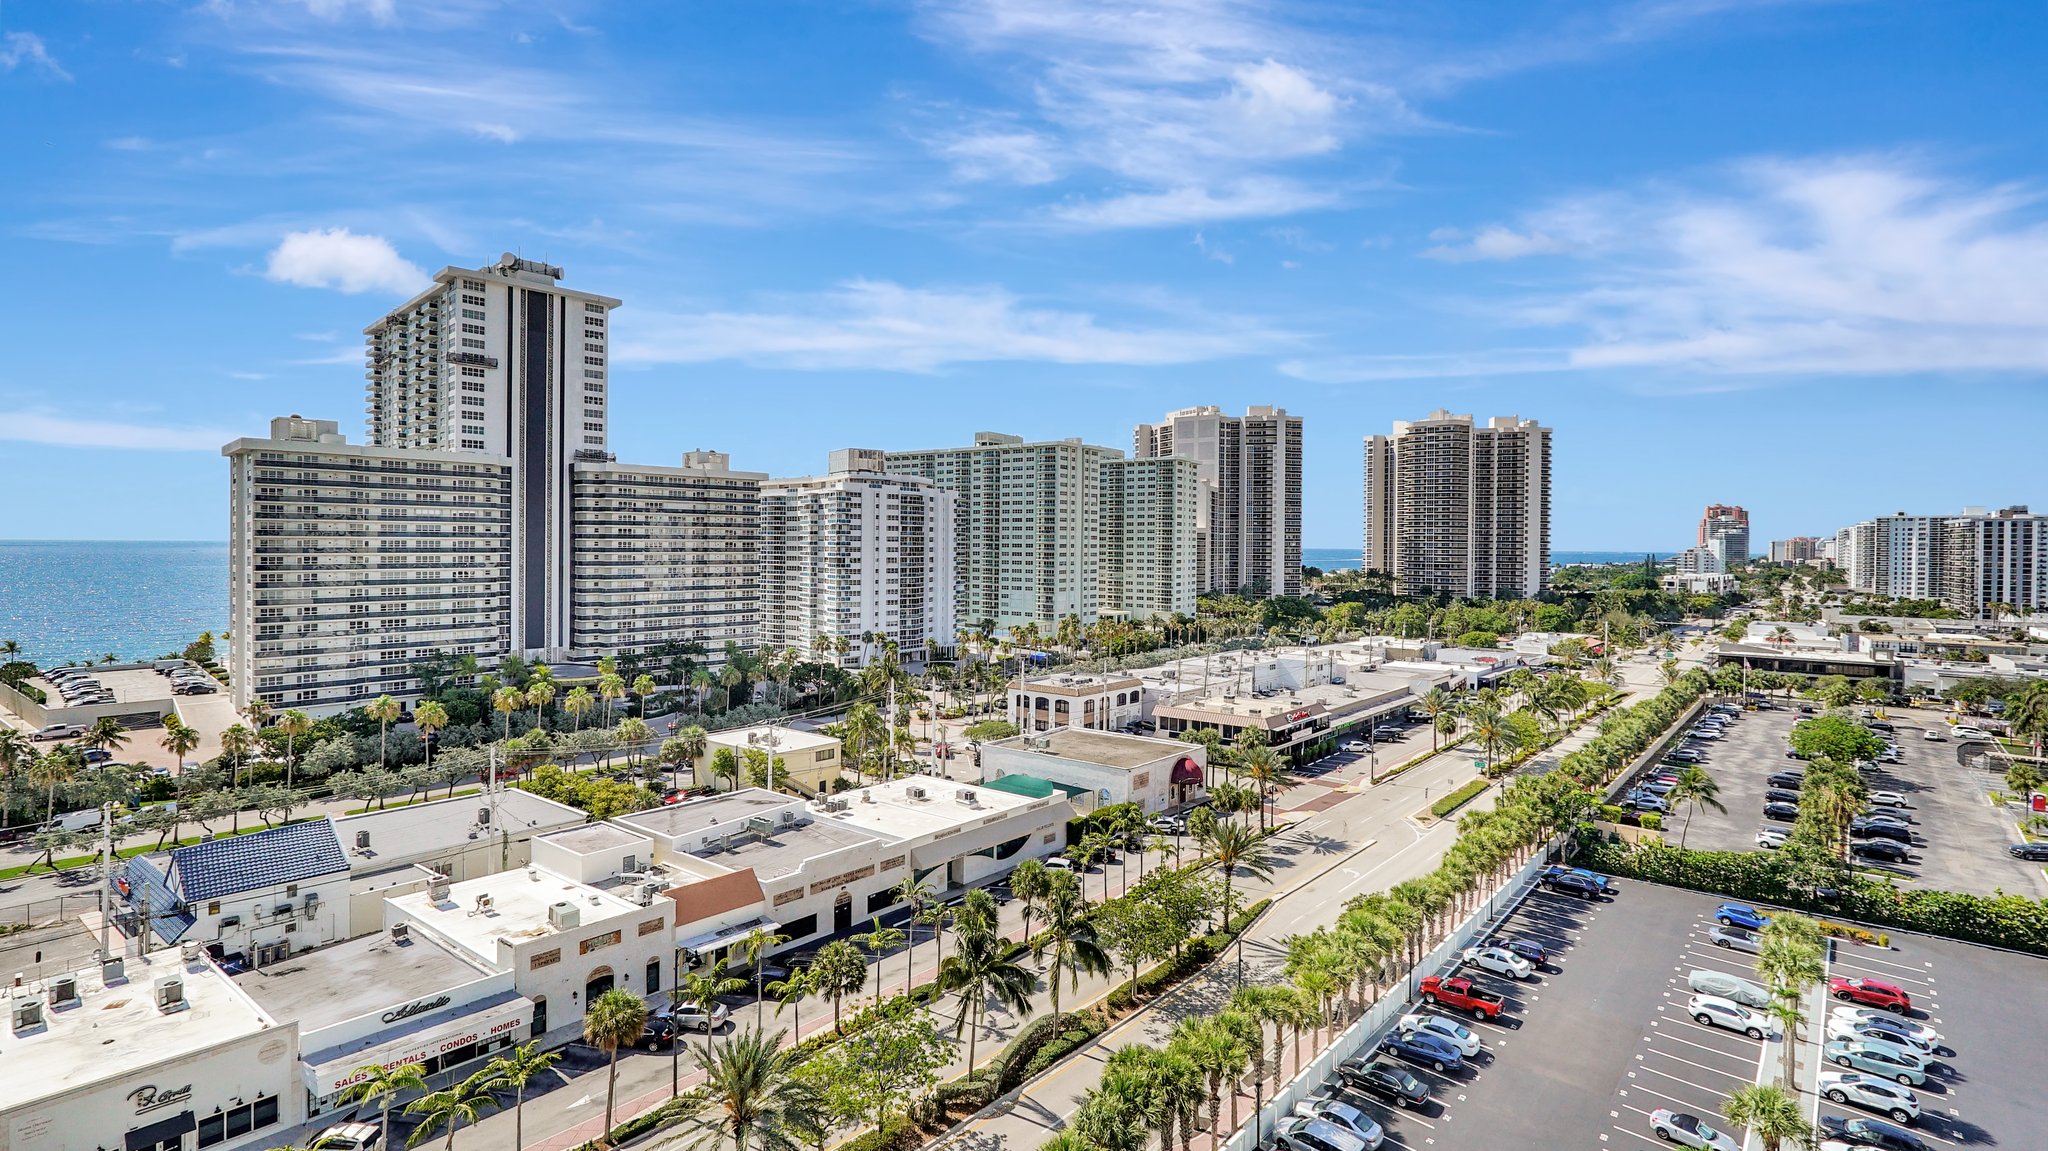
xmin=833 ymin=890 xmax=854 ymax=933
xmin=585 ymin=966 xmax=615 ymax=1003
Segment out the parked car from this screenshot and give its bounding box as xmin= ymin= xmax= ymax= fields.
xmin=1627 ymin=794 xmax=1671 ymax=813
xmin=1395 ymin=1013 xmax=1482 ymax=1056
xmin=1867 ymin=790 xmax=1911 ymax=808
xmin=1492 ymin=938 xmax=1547 ymax=966
xmin=1763 ymin=803 xmax=1800 ymax=823
xmin=665 ymin=1000 xmax=731 ymax=1032
xmin=1710 ymin=925 xmax=1761 ymax=954
xmin=1335 ymin=1058 xmax=1431 ymax=1109
xmin=308 ymin=1123 xmax=382 ymax=1151
xmin=1756 ymin=828 xmax=1790 ymax=849
xmin=1713 ymin=903 xmax=1771 ymax=931
xmin=1666 ymin=748 xmax=1706 ymax=764
xmin=1952 ymin=726 xmax=1991 ymax=739
xmin=1147 ymin=815 xmax=1185 ymax=834
xmin=1688 ymin=969 xmax=1771 ymax=1010
xmin=1768 ymin=771 xmax=1806 ymax=789
xmin=1458 ymin=945 xmax=1535 ymax=981
xmin=1818 ymin=1115 xmax=1930 ymax=1150
xmin=30 ymin=723 xmax=85 ymax=741
xmin=1641 ymin=778 xmax=1680 ymax=795
xmin=1850 ymin=820 xmax=1913 ymax=846
xmin=1825 ymin=1039 xmax=1927 ymax=1085
xmin=1818 ymin=1071 xmax=1922 ymax=1124
xmin=1688 ymin=994 xmax=1768 ymax=1039
xmin=1542 ymin=871 xmax=1606 ymax=900
xmin=1763 ymin=787 xmax=1801 ymax=806
xmin=1648 ymin=1109 xmax=1739 ymax=1151
xmin=1827 ymin=1017 xmax=1934 ymax=1056
xmin=1543 ymin=866 xmax=1615 ymax=893
xmin=1273 ymin=1115 xmax=1379 ymax=1151
xmin=1341 ymin=740 xmax=1369 ymax=753
xmin=2009 ymin=842 xmax=2048 ymax=861
xmin=1288 ymin=1101 xmax=1385 ymax=1150
xmin=1417 ymin=976 xmax=1503 ymax=1020
xmin=1379 ymin=1029 xmax=1464 ymax=1073
xmin=1830 ymin=977 xmax=1911 ymax=1013
xmin=1921 ymin=729 xmax=1946 ymax=742
xmin=1829 ymin=1008 xmax=1942 ymax=1049
xmin=1852 ymin=840 xmax=1912 ymax=864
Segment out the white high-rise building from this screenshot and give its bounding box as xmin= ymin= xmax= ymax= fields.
xmin=224 ymin=416 xmax=514 ymax=710
xmin=886 ymin=433 xmax=1196 ymax=633
xmin=1941 ymin=506 xmax=2048 ymax=618
xmin=1361 ymin=411 xmax=1552 ymax=599
xmin=761 ymin=449 xmax=958 ymax=667
xmin=365 ymin=254 xmax=621 ymax=659
xmin=1099 ymin=456 xmax=1201 ymax=620
xmin=569 ymin=450 xmax=765 ymax=661
xmin=1134 ymin=405 xmax=1303 ymax=597
xmin=1837 ymin=512 xmax=1941 ymax=600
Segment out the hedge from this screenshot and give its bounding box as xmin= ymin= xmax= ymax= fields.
xmin=1430 ymin=780 xmax=1489 ymax=819
xmin=565 ymin=1088 xmax=708 ymax=1151
xmin=1574 ymin=839 xmax=2048 ymax=956
xmin=1553 ymin=669 xmax=1713 ymax=792
xmin=1104 ymin=897 xmax=1272 ymax=1011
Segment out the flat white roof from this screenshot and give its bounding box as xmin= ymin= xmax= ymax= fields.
xmin=819 ymin=777 xmax=1045 ymax=840
xmin=1162 ymin=671 xmax=1423 ymax=717
xmin=1 ymin=948 xmax=277 ymax=1111
xmin=388 ymin=868 xmax=648 ymax=962
xmin=335 ymin=790 xmax=586 ymax=869
xmin=705 ymin=725 xmax=840 ymax=752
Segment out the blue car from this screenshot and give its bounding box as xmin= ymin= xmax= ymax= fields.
xmin=1544 ymin=866 xmax=1615 ymax=893
xmin=1380 ymin=1029 xmax=1464 ymax=1072
xmin=1714 ymin=903 xmax=1771 ymax=931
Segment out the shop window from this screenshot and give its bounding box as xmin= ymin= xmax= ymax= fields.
xmin=780 ymin=913 xmax=817 ymax=940
xmin=531 ymin=995 xmax=548 ymax=1037
xmin=866 ymin=888 xmax=893 ymax=914
xmin=201 ymin=1094 xmax=279 ymax=1145
xmin=646 ymin=958 xmax=662 ymax=993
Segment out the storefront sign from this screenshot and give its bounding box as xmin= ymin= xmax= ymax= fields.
xmin=382 ymin=994 xmax=453 ymax=1023
xmin=129 ymin=1083 xmax=194 ymax=1114
xmin=318 ymin=1003 xmax=533 ymax=1096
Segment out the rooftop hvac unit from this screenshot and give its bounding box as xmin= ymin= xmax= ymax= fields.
xmin=477 ymin=807 xmax=492 ymax=826
xmin=275 ymin=903 xmax=295 ymax=918
xmin=622 ymin=855 xmax=639 ymax=874
xmin=471 ymin=893 xmax=495 ymax=916
xmin=102 ymin=956 xmax=125 ymax=984
xmin=905 ymin=785 xmax=928 ymax=800
xmin=180 ymin=941 xmax=201 ymax=963
xmin=12 ymin=996 xmax=44 ymax=1032
xmin=428 ymin=878 xmax=452 ymax=902
xmin=48 ymin=974 xmax=77 ymax=1006
xmin=390 ymin=923 xmax=411 ymax=943
xmin=547 ymin=901 xmax=582 ymax=930
xmin=155 ymin=975 xmax=187 ymax=1013
xmin=635 ymin=881 xmax=664 ymax=907
xmin=779 ymin=810 xmax=796 ymax=825
xmin=355 ymin=830 xmax=372 ymax=850
xmin=956 ymin=789 xmax=978 ymax=805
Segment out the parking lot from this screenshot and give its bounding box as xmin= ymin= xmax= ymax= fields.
xmin=1306 ymin=878 xmax=2043 ymax=1151
xmin=1627 ymin=705 xmax=2048 ymax=898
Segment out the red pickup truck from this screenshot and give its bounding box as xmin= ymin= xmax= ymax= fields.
xmin=1419 ymin=975 xmax=1505 ymax=1020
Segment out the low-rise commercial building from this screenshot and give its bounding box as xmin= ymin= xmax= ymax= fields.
xmin=1661 ymin=571 xmax=1738 ymax=595
xmin=1007 ymin=672 xmax=1146 ymax=733
xmin=121 ymin=819 xmax=354 ymax=966
xmin=980 ymin=729 xmax=1204 ymax=816
xmin=2 ymin=945 xmax=303 ymax=1151
xmin=703 ymin=724 xmax=844 ymax=795
xmin=333 ymin=790 xmax=589 ymax=929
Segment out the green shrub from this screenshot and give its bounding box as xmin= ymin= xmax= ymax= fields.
xmin=836 ymin=1116 xmax=921 ymax=1151
xmin=1637 ymin=812 xmax=1663 ymax=830
xmin=1431 ymin=780 xmax=1490 ymax=819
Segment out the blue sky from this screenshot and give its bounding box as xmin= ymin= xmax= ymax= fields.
xmin=2 ymin=0 xmax=2043 ymax=551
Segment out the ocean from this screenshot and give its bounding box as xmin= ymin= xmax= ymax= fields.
xmin=1304 ymin=547 xmax=1670 ymax=571
xmin=0 ymin=541 xmax=229 ymax=667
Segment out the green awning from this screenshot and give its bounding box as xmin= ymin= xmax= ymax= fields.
xmin=983 ymin=774 xmax=1089 ymax=801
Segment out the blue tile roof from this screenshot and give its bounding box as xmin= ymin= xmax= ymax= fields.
xmin=120 ymin=856 xmax=196 ymax=945
xmin=168 ymin=819 xmax=348 ymax=904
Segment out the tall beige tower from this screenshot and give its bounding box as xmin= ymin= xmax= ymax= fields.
xmin=1361 ymin=411 xmax=1551 ymax=598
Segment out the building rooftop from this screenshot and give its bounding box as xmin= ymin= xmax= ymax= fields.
xmin=334 ymin=791 xmax=586 ymax=870
xmin=685 ymin=815 xmax=880 ymax=884
xmin=613 ymin=789 xmax=807 ymax=843
xmin=538 ymin=822 xmax=647 ymax=855
xmin=0 ymin=948 xmax=278 ymax=1112
xmin=387 ymin=868 xmax=649 ymax=963
xmin=1157 ymin=671 xmax=1427 ymax=723
xmin=705 ymin=725 xmax=841 ymax=751
xmin=169 ymin=818 xmax=349 ymax=903
xmin=988 ymin=728 xmax=1185 ymax=769
xmin=817 ymin=777 xmax=1045 ymax=840
xmin=234 ymin=927 xmax=495 ymax=1033
xmin=1009 ymin=672 xmax=1145 ymax=693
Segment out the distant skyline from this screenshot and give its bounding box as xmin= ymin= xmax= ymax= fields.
xmin=2 ymin=2 xmax=2042 ymax=548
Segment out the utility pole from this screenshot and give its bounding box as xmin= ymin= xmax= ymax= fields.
xmin=98 ymin=801 xmax=114 ymax=960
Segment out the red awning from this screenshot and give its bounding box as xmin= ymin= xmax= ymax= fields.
xmin=1171 ymin=756 xmax=1203 ymax=785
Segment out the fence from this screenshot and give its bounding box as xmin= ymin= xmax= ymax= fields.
xmin=1218 ymin=840 xmax=1558 ymax=1151
xmin=0 ymin=894 xmax=97 ymax=930
xmin=1599 ymin=696 xmax=1711 ymax=802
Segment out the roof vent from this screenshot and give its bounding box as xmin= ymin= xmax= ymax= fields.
xmin=180 ymin=941 xmax=201 ymax=963
xmin=905 ymin=785 xmax=928 ymax=800
xmin=477 ymin=807 xmax=492 ymax=826
xmin=155 ymin=975 xmax=187 ymax=1013
xmin=470 ymin=893 xmax=495 ymax=916
xmin=11 ymin=995 xmax=44 ymax=1033
xmin=956 ymin=789 xmax=977 ymax=805
xmin=48 ymin=974 xmax=77 ymax=1007
xmin=355 ymin=830 xmax=372 ymax=851
xmin=428 ymin=877 xmax=452 ymax=902
xmin=390 ymin=923 xmax=411 ymax=943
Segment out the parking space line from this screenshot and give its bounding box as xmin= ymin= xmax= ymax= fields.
xmin=1675 ymin=950 xmax=1763 ymax=978
xmin=1607 ymin=1123 xmax=1668 ymax=1147
xmin=1652 ymin=1026 xmax=1764 ymax=1061
xmin=1638 ymin=1050 xmax=1753 ymax=1083
xmin=1623 ymin=1079 xmax=1727 ymax=1111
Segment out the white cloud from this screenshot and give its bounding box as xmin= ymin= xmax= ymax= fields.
xmin=106 ymin=136 xmax=153 ymax=151
xmin=1 ymin=31 xmax=70 ymax=80
xmin=1051 ymin=179 xmax=1340 ymax=230
xmin=264 ymin=228 xmax=427 ymax=294
xmin=0 ymin=411 xmax=234 ymax=451
xmin=1192 ymin=232 xmax=1233 ymax=265
xmin=1421 ymin=224 xmax=1569 ymax=261
xmin=938 ymin=130 xmax=1061 ymax=185
xmin=1279 ymin=349 xmax=1572 ymax=383
xmin=1409 ymin=155 xmax=2048 ymax=379
xmin=614 ymin=279 xmax=1290 ymax=372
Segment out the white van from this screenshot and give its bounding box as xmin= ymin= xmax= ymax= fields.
xmin=1688 ymin=968 xmax=1771 ymax=1009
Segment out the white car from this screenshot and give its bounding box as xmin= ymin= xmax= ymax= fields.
xmin=1756 ymin=829 xmax=1789 ymax=849
xmin=1687 ymin=969 xmax=1772 ymax=1010
xmin=310 ymin=1124 xmax=382 ymax=1151
xmin=1818 ymin=1071 xmax=1922 ymax=1124
xmin=1829 ymin=1006 xmax=1943 ymax=1049
xmin=1953 ymin=726 xmax=1992 ymax=739
xmin=1921 ymin=729 xmax=1945 ymax=742
xmin=1648 ymin=1109 xmax=1739 ymax=1151
xmin=1826 ymin=1016 xmax=1935 ymax=1055
xmin=1396 ymin=1012 xmax=1483 ymax=1056
xmin=1868 ymin=790 xmax=1909 ymax=808
xmin=1689 ymin=729 xmax=1724 ymax=741
xmin=1273 ymin=1116 xmax=1377 ymax=1151
xmin=1459 ymin=945 xmax=1535 ymax=981
xmin=1687 ymin=993 xmax=1768 ymax=1039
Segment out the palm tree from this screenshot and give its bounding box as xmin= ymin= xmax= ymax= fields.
xmin=1009 ymin=857 xmax=1051 ymax=941
xmin=492 ymin=686 xmax=523 ymax=741
xmin=28 ymin=746 xmax=75 ymax=824
xmin=693 ymin=1026 xmax=827 ymax=1151
xmin=690 ymin=668 xmax=716 ymax=718
xmin=481 ymin=1040 xmax=560 ymax=1151
xmin=337 ymin=1061 xmax=427 ymax=1151
xmin=1419 ymin=687 xmax=1457 ymax=752
xmin=854 ymin=918 xmax=905 ymax=1002
xmin=277 ymin=709 xmax=313 ymax=788
xmin=737 ymin=925 xmax=793 ymax=1029
xmin=367 ymin=695 xmax=401 ymax=769
xmin=893 ymin=875 xmax=937 ymax=989
xmin=413 ymin=700 xmax=448 ymax=770
xmin=84 ymin=716 xmax=130 ymax=757
xmin=937 ymin=924 xmax=1037 ymax=1076
xmin=1171 ymin=1015 xmax=1250 ymax=1136
xmin=672 ymin=723 xmax=708 ymax=783
xmin=766 ymin=966 xmax=814 ymax=1044
xmin=1203 ymin=820 xmax=1276 ymax=924
xmin=584 ymin=987 xmax=649 ymax=1140
xmin=598 ymin=672 xmax=627 ymax=726
xmin=1033 ymin=872 xmax=1109 ymax=1015
xmin=1721 ymin=1083 xmax=1813 ymax=1151
xmin=214 ymin=722 xmax=253 ymax=789
xmin=563 ymin=685 xmax=595 ymax=731
xmin=161 ymin=718 xmax=200 ymax=770
xmin=526 ymin=677 xmax=557 ymax=728
xmin=807 ymin=940 xmax=869 ymax=1034
xmin=1666 ymin=765 xmax=1725 ymax=848
xmin=402 ymin=1068 xmax=502 ymax=1150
